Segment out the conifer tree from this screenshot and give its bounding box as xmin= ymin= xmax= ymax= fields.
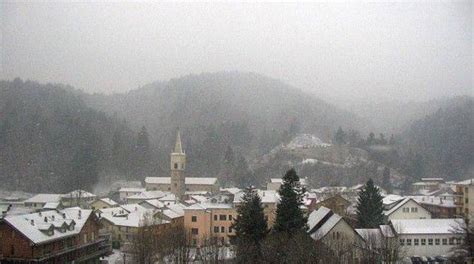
xmin=273 ymin=168 xmax=306 ymax=234
xmin=233 ymin=187 xmax=268 ymax=263
xmin=356 ymin=179 xmax=385 ymax=228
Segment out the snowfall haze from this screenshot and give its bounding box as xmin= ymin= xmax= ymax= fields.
xmin=1 ymin=1 xmax=472 ymax=102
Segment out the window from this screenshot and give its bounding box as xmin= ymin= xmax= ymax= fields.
xmin=421 ymin=239 xmax=426 ymax=245
xmin=407 ymin=239 xmax=412 ymax=246
xmin=403 ymin=208 xmax=409 ymax=213
xmin=465 ymin=198 xmax=469 ymax=204
xmin=435 ymin=239 xmax=440 ymax=245
xmin=411 ymin=207 xmax=418 ymax=213
xmin=399 ymin=239 xmax=405 ymax=245
xmin=214 ymin=226 xmax=219 ymax=233
xmin=229 ymin=215 xmax=233 ymax=221
xmin=191 ymin=228 xmax=199 ymax=235
xmin=174 ymin=163 xmax=178 ymax=169
xmin=221 ymin=226 xmax=225 ymax=233
xmin=191 ymin=216 xmax=197 ymax=222
xmin=428 ymin=239 xmax=433 ymax=245
xmin=465 ymin=187 xmax=469 ymax=193
xmin=449 ymin=238 xmax=455 ymax=245
xmin=414 ymin=239 xmax=419 ymax=246
xmin=442 ymin=238 xmax=447 ymax=245
xmin=229 ymin=226 xmax=233 ymax=233
xmin=219 ymin=215 xmax=227 ymax=221
xmin=214 ymin=215 xmax=218 ymax=221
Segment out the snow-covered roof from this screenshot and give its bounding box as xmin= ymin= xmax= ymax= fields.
xmin=270 ymin=178 xmax=307 ymax=185
xmin=233 ymin=190 xmax=279 ymax=204
xmin=384 ymin=198 xmax=419 ymax=216
xmin=391 ymin=219 xmax=464 ymax=235
xmin=184 ymin=203 xmax=233 ymax=210
xmin=307 ymin=206 xmax=342 ymax=241
xmin=409 ymin=195 xmax=456 ymax=208
xmin=145 ymin=177 xmax=218 ymax=185
xmin=99 ymin=207 xmax=165 ymax=227
xmin=190 ymin=195 xmax=208 ymax=203
xmin=456 ymin=178 xmax=474 ymax=185
xmin=139 ymin=199 xmax=165 ymax=209
xmin=118 ymin=187 xmax=146 ymax=193
xmin=61 ymin=190 xmax=96 ymax=198
xmin=24 ymin=194 xmax=62 ymax=204
xmin=286 ymin=134 xmax=331 ymax=149
xmin=43 ymin=202 xmax=60 ymax=210
xmin=379 ymin=225 xmax=395 ymax=238
xmin=220 ymin=188 xmax=241 ymax=195
xmin=120 ymin=204 xmax=148 ymax=214
xmin=4 ymin=207 xmax=91 ymax=245
xmin=355 ymin=228 xmax=383 ymax=246
xmin=159 ymin=193 xmax=178 ymax=202
xmin=126 ymin=191 xmax=167 ymax=200
xmin=382 ymin=194 xmax=404 ymax=206
xmin=99 ymin=198 xmax=118 ymax=206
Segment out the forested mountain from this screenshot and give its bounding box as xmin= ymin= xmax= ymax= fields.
xmin=334 ymin=96 xmax=472 ymax=134
xmin=403 ymin=97 xmax=473 ymax=181
xmin=0 ymin=79 xmax=154 ymax=192
xmin=83 ymin=72 xmax=365 ymax=183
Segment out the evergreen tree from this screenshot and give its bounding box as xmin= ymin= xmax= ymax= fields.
xmin=333 ymin=127 xmax=346 ymax=145
xmin=273 ymin=168 xmax=306 ymax=234
xmin=233 ymin=187 xmax=268 ymax=263
xmin=356 ymin=179 xmax=385 ymax=228
xmin=134 ymin=126 xmax=152 ymax=178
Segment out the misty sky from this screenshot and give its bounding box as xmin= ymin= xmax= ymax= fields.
xmin=1 ymin=1 xmax=472 ymax=102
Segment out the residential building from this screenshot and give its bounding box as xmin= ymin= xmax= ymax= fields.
xmin=23 ymin=194 xmax=62 ymax=210
xmin=0 ymin=207 xmax=111 ymax=263
xmin=455 ymin=179 xmax=474 ymax=219
xmin=183 ymin=203 xmax=236 ymax=246
xmin=307 ymin=206 xmax=365 ymax=263
xmin=61 ymin=190 xmax=97 ymax=208
xmin=89 ymin=198 xmax=119 ymax=211
xmin=313 ymin=194 xmax=351 ymax=216
xmin=118 ymin=188 xmax=146 ymax=203
xmin=391 ymin=218 xmax=465 ymax=257
xmin=384 ymin=198 xmax=432 ymax=221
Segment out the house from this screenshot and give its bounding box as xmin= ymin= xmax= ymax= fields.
xmin=0 ymin=207 xmax=111 ymax=263
xmin=118 ymin=188 xmax=146 ymax=203
xmin=89 ymin=198 xmax=119 ymax=211
xmin=233 ymin=190 xmax=279 ymax=226
xmin=384 ymin=198 xmax=431 ymax=221
xmin=391 ymin=218 xmax=465 ymax=257
xmin=313 ymin=194 xmax=352 ymax=216
xmin=124 ymin=190 xmax=167 ymax=204
xmin=411 ymin=178 xmax=446 ymax=194
xmin=61 ymin=190 xmax=97 ymax=208
xmin=307 ymin=206 xmax=365 ymax=263
xmin=454 ymin=178 xmax=474 ymax=218
xmin=23 ymin=194 xmax=62 ymax=210
xmin=98 ymin=203 xmax=183 ymax=247
xmin=183 ymin=203 xmax=237 ymax=246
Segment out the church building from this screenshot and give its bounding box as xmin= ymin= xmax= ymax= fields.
xmin=145 ymin=131 xmax=219 ymax=199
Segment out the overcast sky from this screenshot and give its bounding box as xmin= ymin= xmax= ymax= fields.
xmin=1 ymin=1 xmax=472 ymax=102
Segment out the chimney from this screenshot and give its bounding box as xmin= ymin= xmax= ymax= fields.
xmin=44 ymin=217 xmax=48 ymax=223
xmin=30 ymin=219 xmax=34 ymax=226
xmin=51 ymin=215 xmax=55 ymax=221
xmin=62 ymin=213 xmax=66 ymax=219
xmin=78 ymin=210 xmax=82 ymax=219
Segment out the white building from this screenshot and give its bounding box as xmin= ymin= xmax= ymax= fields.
xmin=384 ymin=198 xmax=432 ymax=221
xmin=391 ymin=218 xmax=465 ymax=257
xmin=118 ymin=188 xmax=146 ymax=203
xmin=24 ymin=194 xmax=62 ymax=210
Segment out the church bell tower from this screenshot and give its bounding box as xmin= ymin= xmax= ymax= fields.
xmin=170 ymin=129 xmax=186 ymax=199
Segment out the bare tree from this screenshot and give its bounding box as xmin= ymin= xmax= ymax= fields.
xmin=127 ymin=212 xmax=163 ymax=264
xmin=161 ymin=226 xmax=193 ymax=264
xmin=450 ymin=216 xmax=474 ymax=264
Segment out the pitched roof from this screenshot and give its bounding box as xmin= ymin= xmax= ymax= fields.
xmin=61 ymin=190 xmax=96 ymax=198
xmin=391 ymin=218 xmax=465 ymax=235
xmin=307 ymin=206 xmax=343 ymax=241
xmin=384 ymin=197 xmax=425 ymax=216
xmin=118 ymin=187 xmax=146 ymax=193
xmin=99 ymin=198 xmax=118 ymax=206
xmin=24 ymin=194 xmax=62 ymax=204
xmin=4 ymin=208 xmax=92 ymax=245
xmin=145 ymin=177 xmax=217 ymax=185
xmin=233 ymin=190 xmax=279 ymax=204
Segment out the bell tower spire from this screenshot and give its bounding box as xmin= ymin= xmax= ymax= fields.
xmin=170 ymin=129 xmax=186 ymax=199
